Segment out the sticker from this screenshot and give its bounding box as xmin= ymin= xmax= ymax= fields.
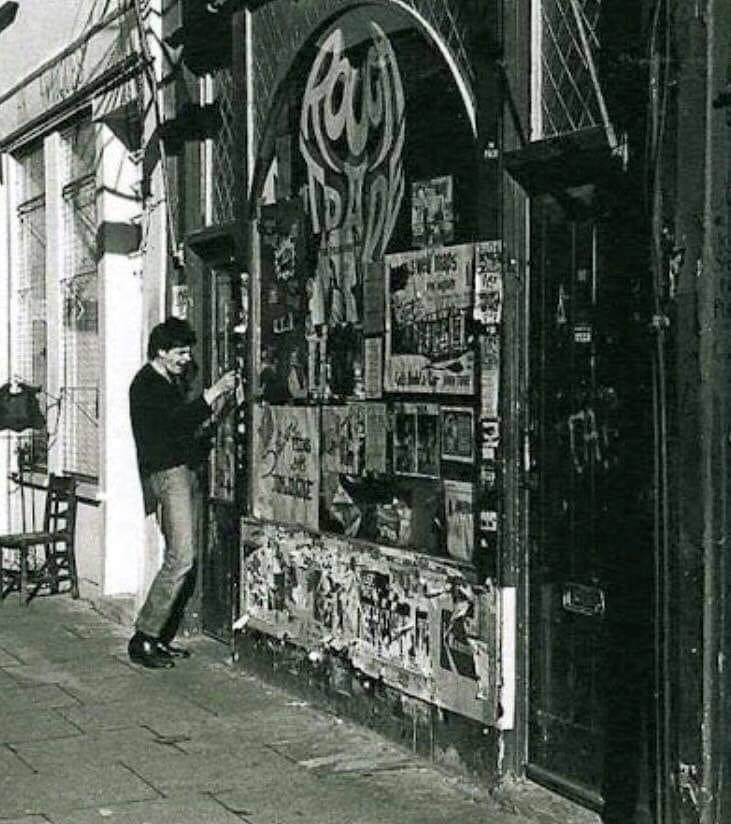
xmin=364 ymin=337 xmax=383 ymax=399
xmin=474 ymin=241 xmax=503 ymax=325
xmin=480 ymin=510 xmax=498 ymax=532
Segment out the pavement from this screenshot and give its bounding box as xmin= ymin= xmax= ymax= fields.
xmin=0 ymin=593 xmax=599 ymax=824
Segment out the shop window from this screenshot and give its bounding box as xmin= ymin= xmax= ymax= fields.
xmin=250 ymin=7 xmax=495 ymax=566
xmin=61 ymin=121 xmax=100 ymax=480
xmin=14 ymin=144 xmax=48 ymax=470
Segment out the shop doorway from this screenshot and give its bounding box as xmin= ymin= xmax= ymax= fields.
xmin=201 ymin=266 xmax=241 ymax=641
xmin=527 ymin=195 xmax=654 ymax=820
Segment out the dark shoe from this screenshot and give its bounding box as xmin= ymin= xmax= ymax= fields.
xmin=128 ymin=632 xmax=174 ymax=669
xmin=156 ymin=640 xmax=191 ymax=659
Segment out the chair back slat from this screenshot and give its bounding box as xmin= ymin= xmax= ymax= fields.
xmin=43 ymin=475 xmax=78 ymax=536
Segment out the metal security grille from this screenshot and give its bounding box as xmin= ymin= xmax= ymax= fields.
xmin=540 ymin=0 xmax=603 ymax=137
xmin=212 ymin=67 xmax=235 ymax=225
xmin=251 ymin=0 xmax=473 ymax=151
xmin=61 ymin=121 xmax=99 ymax=479
xmin=15 ymin=146 xmax=48 ymax=468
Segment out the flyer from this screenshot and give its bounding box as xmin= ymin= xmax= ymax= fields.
xmin=385 ymin=244 xmax=475 ymax=395
xmin=444 ymin=480 xmax=475 ymax=563
xmin=393 ymin=403 xmax=440 ymax=477
xmin=412 ymin=176 xmax=454 ymax=249
xmin=441 ymin=406 xmax=474 ymax=463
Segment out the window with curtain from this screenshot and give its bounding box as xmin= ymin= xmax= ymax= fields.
xmin=15 ymin=144 xmax=48 ymax=469
xmin=61 ymin=120 xmax=99 ymax=480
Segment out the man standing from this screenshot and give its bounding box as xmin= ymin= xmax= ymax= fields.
xmin=128 ymin=317 xmax=236 ymax=668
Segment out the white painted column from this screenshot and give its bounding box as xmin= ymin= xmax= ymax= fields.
xmin=44 ymin=131 xmax=65 ymax=477
xmin=0 ymin=154 xmax=12 ymax=532
xmin=95 ymin=119 xmax=146 ymax=597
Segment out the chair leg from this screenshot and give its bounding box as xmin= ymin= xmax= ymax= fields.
xmin=67 ymin=542 xmax=79 ymax=599
xmin=19 ymin=547 xmax=28 ymax=605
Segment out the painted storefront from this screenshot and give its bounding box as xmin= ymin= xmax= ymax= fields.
xmin=232 ymin=0 xmax=513 ymax=764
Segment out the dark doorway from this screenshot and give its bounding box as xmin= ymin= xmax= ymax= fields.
xmin=201 ymin=266 xmax=241 ymax=641
xmin=527 ymin=195 xmax=654 ymax=822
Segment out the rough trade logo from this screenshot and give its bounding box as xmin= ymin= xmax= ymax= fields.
xmin=299 ymin=22 xmax=405 ymax=266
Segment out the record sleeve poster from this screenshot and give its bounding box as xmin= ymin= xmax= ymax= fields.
xmin=253 ymin=405 xmax=320 ymax=530
xmin=385 ymin=244 xmax=475 ymax=395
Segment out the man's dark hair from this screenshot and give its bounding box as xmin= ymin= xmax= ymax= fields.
xmin=147 ymin=317 xmax=197 ymax=360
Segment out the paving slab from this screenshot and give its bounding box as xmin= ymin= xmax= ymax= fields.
xmin=58 ymin=672 xmax=163 ymax=707
xmin=121 ymin=748 xmax=298 ymax=798
xmin=0 ymin=745 xmax=36 ymax=778
xmin=11 ymin=727 xmax=170 ymax=771
xmin=0 ymin=707 xmax=83 ymax=744
xmin=0 ymin=762 xmax=159 ymax=819
xmin=0 ymin=684 xmax=81 ymax=713
xmin=0 ymin=645 xmax=25 ymax=666
xmin=46 ymin=797 xmax=245 ymax=824
xmin=171 ymin=707 xmax=343 ymax=757
xmin=2 ymin=656 xmax=139 ymax=688
xmin=57 ymin=695 xmax=218 ymax=735
xmin=268 ymin=724 xmax=411 ymax=772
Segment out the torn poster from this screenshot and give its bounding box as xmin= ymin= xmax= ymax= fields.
xmin=252 ymin=404 xmax=320 ymax=529
xmin=444 ymin=480 xmax=474 ymax=563
xmin=385 ymin=244 xmax=475 ymax=395
xmin=474 ymin=241 xmax=503 ymax=325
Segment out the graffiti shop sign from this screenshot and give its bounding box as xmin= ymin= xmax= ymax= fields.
xmin=253 ymin=405 xmax=320 ymax=530
xmin=300 ymin=21 xmax=405 ymax=265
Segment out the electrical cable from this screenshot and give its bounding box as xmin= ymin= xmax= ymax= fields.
xmin=131 ymin=0 xmax=181 ymax=264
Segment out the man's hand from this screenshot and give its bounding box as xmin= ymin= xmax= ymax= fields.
xmin=204 ymin=370 xmax=237 ymax=407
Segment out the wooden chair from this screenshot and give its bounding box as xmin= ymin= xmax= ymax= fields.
xmin=0 ymin=474 xmax=79 ymax=604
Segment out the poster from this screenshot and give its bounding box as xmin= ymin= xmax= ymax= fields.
xmin=474 ymin=241 xmax=503 ymax=325
xmin=444 ymin=480 xmax=474 ymax=563
xmin=252 ymin=404 xmax=319 ymax=530
xmin=363 ymin=262 xmax=386 ymax=335
xmin=385 ymin=244 xmax=475 ymax=395
xmin=320 ymin=403 xmax=388 ymax=538
xmin=259 ymin=200 xmax=310 ymax=404
xmin=412 ymin=176 xmax=454 ymax=248
xmin=322 ymin=403 xmax=387 ymax=477
xmin=364 ymin=337 xmax=383 ymax=399
xmin=480 ymin=332 xmax=500 ymax=418
xmin=393 ymin=403 xmax=440 ymax=477
xmin=441 ymin=406 xmax=474 ymax=464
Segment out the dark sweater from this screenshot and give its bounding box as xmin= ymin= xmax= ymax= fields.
xmin=129 ymin=364 xmax=211 ymax=477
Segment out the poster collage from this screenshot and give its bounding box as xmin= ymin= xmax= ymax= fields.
xmin=254 ymin=177 xmax=503 ymax=566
